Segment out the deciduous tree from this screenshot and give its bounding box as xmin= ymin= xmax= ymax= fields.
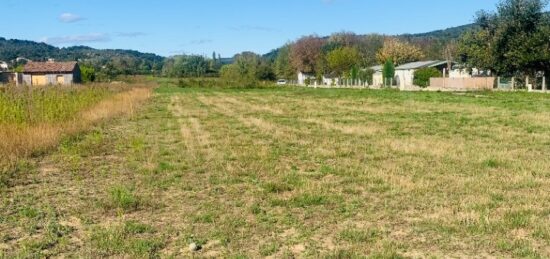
xmin=274 ymin=45 xmax=295 ymax=79
xmin=357 ymin=34 xmax=385 ymax=67
xmin=459 ymin=0 xmax=550 ymax=76
xmin=376 ymin=38 xmax=424 ymax=65
xmin=290 ymin=35 xmax=324 ymax=74
xmin=221 ymin=51 xmax=275 ymax=82
xmin=328 ymin=31 xmax=359 ymax=48
xmin=326 ymin=47 xmax=360 ymax=77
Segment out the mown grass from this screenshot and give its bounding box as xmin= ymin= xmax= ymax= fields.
xmin=1 ymin=81 xmax=549 ymax=257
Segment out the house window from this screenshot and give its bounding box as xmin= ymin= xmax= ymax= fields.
xmin=56 ymin=75 xmax=65 ymax=85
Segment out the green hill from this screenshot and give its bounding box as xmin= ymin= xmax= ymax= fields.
xmin=403 ymin=24 xmax=476 ymax=40
xmin=262 ymin=23 xmax=478 ymax=61
xmin=0 ymin=37 xmax=165 ymax=75
xmin=1 ymin=23 xmax=479 ymax=75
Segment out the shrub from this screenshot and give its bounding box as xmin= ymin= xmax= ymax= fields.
xmin=413 ymin=67 xmax=441 ymax=88
xmin=177 ymin=79 xmax=189 ymax=88
xmin=358 ymin=68 xmax=374 ymax=85
xmin=80 ymin=65 xmax=96 ymax=83
xmin=382 ymin=59 xmax=395 ymax=87
xmin=304 ymin=77 xmax=311 ymax=86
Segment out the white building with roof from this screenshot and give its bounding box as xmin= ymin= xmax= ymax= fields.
xmin=394 ymin=60 xmax=450 ymax=89
xmin=449 ymin=65 xmax=492 ymax=78
xmin=297 ymin=71 xmax=316 ymax=85
xmin=370 ymin=65 xmax=384 ymax=87
xmin=0 ymin=61 xmax=8 ymax=71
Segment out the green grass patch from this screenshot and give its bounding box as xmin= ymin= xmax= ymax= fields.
xmin=106 ymin=185 xmax=141 ymax=212
xmin=89 ymin=221 xmax=162 ymax=257
xmin=339 ymin=228 xmax=380 ymax=244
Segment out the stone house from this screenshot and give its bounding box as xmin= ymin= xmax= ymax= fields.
xmin=22 ymin=61 xmax=81 ymax=86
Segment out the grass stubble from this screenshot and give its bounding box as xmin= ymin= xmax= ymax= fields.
xmin=1 ymin=83 xmax=549 ymax=258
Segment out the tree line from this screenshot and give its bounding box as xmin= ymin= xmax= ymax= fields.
xmin=84 ymin=0 xmax=550 ymax=85
xmin=3 ymin=0 xmax=547 ymax=84
xmin=218 ymin=0 xmax=550 ymax=85
xmin=160 ymin=34 xmax=430 ymax=85
xmin=458 ymin=0 xmax=550 ymax=77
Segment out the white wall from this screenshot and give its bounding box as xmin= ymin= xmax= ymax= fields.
xmin=322 ymin=77 xmax=338 ymax=86
xmin=372 ymin=72 xmax=383 ymax=87
xmin=395 ymin=69 xmax=415 ymax=89
xmin=297 ymin=72 xmax=315 ymax=85
xmin=449 ymin=68 xmax=491 ymax=78
xmin=449 ymin=69 xmax=472 ymax=78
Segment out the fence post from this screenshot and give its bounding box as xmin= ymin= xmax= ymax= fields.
xmin=543 ymin=76 xmax=547 ymax=92
xmin=526 ymin=76 xmax=532 ymax=92
xmin=511 ymin=77 xmax=515 ymax=90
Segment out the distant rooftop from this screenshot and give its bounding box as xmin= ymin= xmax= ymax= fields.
xmin=24 ymin=61 xmax=78 ymax=73
xmin=370 ymin=65 xmax=383 ymax=71
xmin=395 ymin=60 xmax=447 ymax=70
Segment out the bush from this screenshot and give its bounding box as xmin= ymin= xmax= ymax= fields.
xmin=165 ymin=77 xmax=272 ymax=89
xmin=382 ymin=59 xmax=395 ymax=87
xmin=358 ymin=68 xmax=374 ymax=85
xmin=177 ymin=79 xmax=189 ymax=88
xmin=413 ymin=67 xmax=441 ymax=88
xmin=80 ymin=65 xmax=96 ymax=83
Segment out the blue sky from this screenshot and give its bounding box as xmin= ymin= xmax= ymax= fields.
xmin=1 ymin=0 xmax=507 ymax=57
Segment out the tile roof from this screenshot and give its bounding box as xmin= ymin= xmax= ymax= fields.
xmin=24 ymin=61 xmax=78 ymax=73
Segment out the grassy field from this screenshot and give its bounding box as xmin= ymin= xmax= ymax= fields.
xmin=0 ymin=83 xmax=153 ymax=167
xmin=1 ymin=82 xmax=550 ymax=258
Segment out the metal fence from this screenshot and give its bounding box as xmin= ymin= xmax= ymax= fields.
xmin=496 ymin=76 xmax=548 ymax=92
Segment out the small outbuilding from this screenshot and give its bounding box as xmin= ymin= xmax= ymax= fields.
xmin=297 ymin=71 xmax=316 ymax=85
xmin=370 ymin=65 xmax=384 ymax=88
xmin=394 ymin=61 xmax=450 ymax=89
xmin=23 ymin=61 xmax=81 ymax=86
xmin=0 ymin=61 xmax=8 ymax=71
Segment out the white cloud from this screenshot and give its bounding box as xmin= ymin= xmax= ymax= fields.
xmin=59 ymin=13 xmax=84 ymax=23
xmin=189 ymin=39 xmax=213 ymax=45
xmin=40 ymin=33 xmax=110 ymax=45
xmin=116 ymin=32 xmax=147 ymax=38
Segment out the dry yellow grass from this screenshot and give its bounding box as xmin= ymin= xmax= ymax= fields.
xmin=0 ymin=86 xmax=152 ymax=166
xmin=2 ymin=85 xmax=550 ymax=258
